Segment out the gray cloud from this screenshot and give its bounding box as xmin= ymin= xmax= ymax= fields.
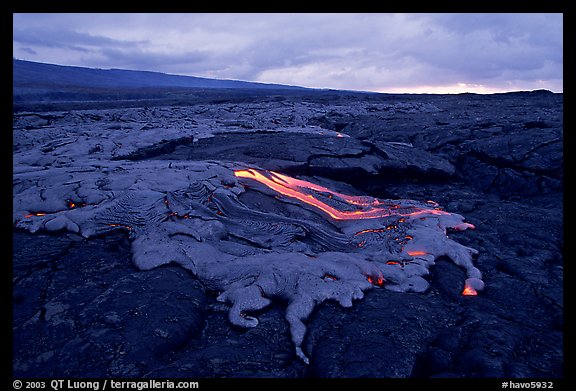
xmin=97 ymin=48 xmax=209 ymax=71
xmin=13 ymin=26 xmax=147 ymax=51
xmin=18 ymin=47 xmax=37 ymax=55
xmin=12 ymin=13 xmax=563 ymax=93
xmin=404 ymin=14 xmax=562 ymax=77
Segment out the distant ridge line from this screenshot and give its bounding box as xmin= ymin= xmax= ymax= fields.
xmin=13 ymin=59 xmax=309 ymax=90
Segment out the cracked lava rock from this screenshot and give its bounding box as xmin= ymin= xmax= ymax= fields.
xmin=13 ymin=87 xmax=562 ymax=378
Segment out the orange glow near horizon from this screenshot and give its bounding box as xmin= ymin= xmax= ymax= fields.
xmin=381 ymin=83 xmax=515 ymax=94
xmin=234 ymin=169 xmax=449 ymax=221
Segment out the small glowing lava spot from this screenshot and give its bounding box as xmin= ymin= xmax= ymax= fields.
xmin=169 ymin=212 xmax=191 ymax=219
xmin=323 ymin=274 xmax=338 ymax=281
xmin=25 ymin=212 xmax=46 ymax=218
xmin=454 ymin=222 xmax=476 ymax=231
xmin=107 ymin=224 xmax=132 ymax=231
xmin=408 ymin=250 xmax=427 ymax=256
xmin=354 ymin=229 xmax=385 ymax=236
xmin=462 ymin=285 xmax=478 ymax=296
xmin=386 ymin=261 xmax=400 ymax=266
xmin=366 ymin=275 xmax=384 ymax=287
xmin=67 ymin=200 xmax=86 ymax=209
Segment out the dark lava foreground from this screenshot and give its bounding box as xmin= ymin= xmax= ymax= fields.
xmin=13 ymin=90 xmax=563 ymax=378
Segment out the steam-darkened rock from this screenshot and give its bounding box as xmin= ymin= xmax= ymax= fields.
xmin=124 ymin=131 xmax=455 ymax=183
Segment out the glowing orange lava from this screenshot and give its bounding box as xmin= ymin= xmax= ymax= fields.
xmin=407 ymin=250 xmax=427 ymax=256
xmin=24 ymin=212 xmax=46 ymax=218
xmin=354 ymin=229 xmax=386 ymax=236
xmin=234 ymin=169 xmax=448 ymax=221
xmin=462 ymin=284 xmax=478 ymax=296
xmin=67 ymin=200 xmax=87 ymax=209
xmin=367 ymin=275 xmax=384 ymax=287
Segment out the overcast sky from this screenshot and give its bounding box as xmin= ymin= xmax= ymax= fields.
xmin=13 ymin=13 xmax=563 ymax=93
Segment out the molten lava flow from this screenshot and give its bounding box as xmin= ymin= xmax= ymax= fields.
xmin=462 ymin=284 xmax=478 ymax=296
xmin=407 ymin=250 xmax=427 ymax=256
xmin=24 ymin=212 xmax=46 ymax=218
xmin=367 ymin=274 xmax=384 ymax=287
xmin=235 ymin=169 xmax=449 ymax=221
xmin=354 ymin=229 xmax=387 ymax=236
xmin=67 ymin=200 xmax=87 ymax=209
